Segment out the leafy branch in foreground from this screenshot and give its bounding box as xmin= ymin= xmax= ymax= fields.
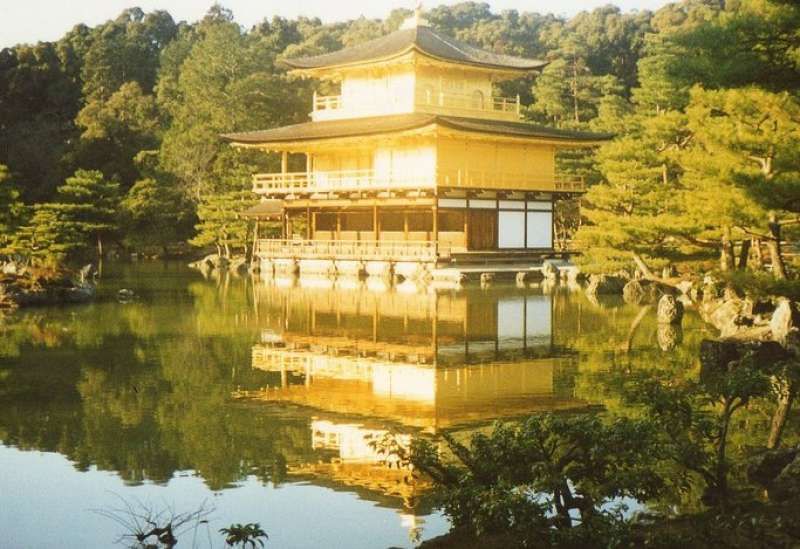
xmin=92 ymin=494 xmax=214 ymax=548
xmin=375 ymin=413 xmax=666 ymax=547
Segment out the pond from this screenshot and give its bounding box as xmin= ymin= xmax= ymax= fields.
xmin=0 ymin=262 xmax=711 ymax=548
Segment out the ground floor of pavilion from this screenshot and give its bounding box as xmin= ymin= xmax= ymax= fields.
xmin=249 ymin=191 xmax=573 ymax=266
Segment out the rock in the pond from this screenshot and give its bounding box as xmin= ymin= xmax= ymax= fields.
xmin=563 ymin=266 xmax=583 ymax=284
xmin=623 ymin=279 xmax=662 ymax=305
xmin=66 ymin=284 xmax=96 ymax=303
xmin=657 ymin=323 xmax=683 ymax=351
xmin=657 ymin=294 xmax=684 ymax=324
xmin=541 ymin=260 xmax=559 ymax=281
xmin=586 ymin=274 xmax=626 ymax=296
xmin=700 ymin=294 xmax=759 ymax=338
xmin=230 ymin=256 xmax=248 ymax=274
xmin=2 ymin=261 xmax=20 ymax=276
xmin=770 ymin=298 xmax=797 ymax=344
xmin=117 ymin=289 xmax=135 ymax=302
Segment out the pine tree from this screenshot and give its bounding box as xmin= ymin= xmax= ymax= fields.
xmin=55 ymin=170 xmax=121 ymax=257
xmin=680 ymin=86 xmax=800 ymax=275
xmin=0 ymin=165 xmax=27 ymax=252
xmin=189 ymin=190 xmax=256 ymax=258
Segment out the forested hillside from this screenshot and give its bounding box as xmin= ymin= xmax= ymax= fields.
xmin=0 ymin=1 xmax=798 ymax=274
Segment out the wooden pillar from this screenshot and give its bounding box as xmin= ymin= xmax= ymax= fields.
xmin=252 ymin=220 xmax=260 ymax=261
xmin=373 ymin=205 xmax=379 ymax=241
xmin=432 ymin=199 xmax=439 ymax=258
xmin=306 ymin=206 xmax=311 ymax=239
xmin=464 ymin=207 xmax=470 ymax=251
xmin=403 ymin=211 xmax=409 ymax=242
xmin=281 ymin=151 xmax=288 ymax=174
xmin=336 ymin=212 xmax=341 ymax=240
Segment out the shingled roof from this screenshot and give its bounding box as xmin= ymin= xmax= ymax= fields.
xmin=222 ymin=113 xmax=611 ymax=145
xmin=282 ymin=25 xmax=546 ymax=72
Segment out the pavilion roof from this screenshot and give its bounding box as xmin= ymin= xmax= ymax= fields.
xmin=281 ymin=24 xmax=546 ymax=73
xmin=241 ymin=199 xmax=283 ymax=219
xmin=222 ymin=113 xmax=611 ymax=146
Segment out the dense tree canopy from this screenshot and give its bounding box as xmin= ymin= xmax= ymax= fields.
xmin=0 ymin=0 xmax=796 ymax=274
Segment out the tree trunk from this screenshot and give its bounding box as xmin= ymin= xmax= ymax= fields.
xmin=767 ymin=379 xmax=796 ymax=449
xmin=715 ymin=403 xmax=733 ymax=498
xmin=737 ymin=239 xmax=750 ymax=270
xmin=96 ymin=234 xmax=103 ymax=259
xmin=572 ymin=56 xmax=580 ymax=124
xmin=719 ymin=226 xmax=735 ymax=272
xmin=632 ymin=253 xmax=657 ymax=279
xmin=750 ymin=238 xmax=763 ymax=270
xmin=767 ymin=213 xmax=787 ymax=279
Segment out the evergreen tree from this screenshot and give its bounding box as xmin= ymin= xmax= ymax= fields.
xmin=159 ymin=9 xmax=304 ymax=199
xmin=189 ymin=191 xmax=257 ymax=258
xmin=11 ymin=203 xmax=87 ymax=262
xmin=55 ymin=170 xmax=121 ymax=256
xmin=0 ymin=165 xmax=27 ymax=252
xmin=121 ymin=177 xmax=194 ymax=254
xmin=680 ymin=86 xmax=800 ymax=275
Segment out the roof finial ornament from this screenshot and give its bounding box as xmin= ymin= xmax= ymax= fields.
xmin=401 ymin=1 xmax=427 ymax=29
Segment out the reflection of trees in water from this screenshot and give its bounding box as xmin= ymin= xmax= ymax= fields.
xmin=4 ymin=264 xmax=790 ymax=516
xmin=0 ymin=266 xmax=312 ymax=490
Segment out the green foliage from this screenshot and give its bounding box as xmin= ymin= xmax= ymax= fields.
xmin=721 ymin=270 xmax=800 ymax=302
xmin=10 ymin=203 xmax=87 ymax=262
xmin=625 ymin=363 xmax=772 ymax=503
xmin=190 ymin=191 xmax=257 ymax=257
xmin=11 ymin=170 xmax=120 ymax=261
xmin=0 ymin=166 xmax=27 ymax=252
xmin=575 ymin=112 xmax=690 ymax=273
xmin=159 ymin=14 xmax=305 ymax=198
xmin=3 ymin=0 xmax=799 ymax=271
xmin=76 ymin=82 xmax=163 ymax=187
xmin=389 ymin=413 xmax=666 ymax=545
xmin=121 ymin=178 xmax=194 ymax=253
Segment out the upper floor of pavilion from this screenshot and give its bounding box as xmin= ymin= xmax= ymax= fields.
xmin=281 ymin=9 xmax=546 ymax=123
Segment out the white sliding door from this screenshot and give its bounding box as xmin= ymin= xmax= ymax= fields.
xmin=498 ymin=211 xmax=525 ymax=248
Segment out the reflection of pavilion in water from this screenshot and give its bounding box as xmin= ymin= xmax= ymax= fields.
xmin=241 ymin=282 xmax=585 ymax=530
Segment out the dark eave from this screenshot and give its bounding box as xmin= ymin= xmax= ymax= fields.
xmin=281 ymin=25 xmax=546 ymax=72
xmin=222 ymin=113 xmax=612 ymax=146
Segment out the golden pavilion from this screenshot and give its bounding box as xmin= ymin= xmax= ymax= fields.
xmin=224 ymin=8 xmax=608 ymax=277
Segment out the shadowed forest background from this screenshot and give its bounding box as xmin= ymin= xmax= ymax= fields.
xmin=1 ymin=0 xmax=798 ymax=274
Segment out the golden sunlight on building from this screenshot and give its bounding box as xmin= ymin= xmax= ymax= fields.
xmin=223 ymin=10 xmax=610 ymax=274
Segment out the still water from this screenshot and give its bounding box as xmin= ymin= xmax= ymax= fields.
xmin=0 ymin=262 xmax=709 ymax=548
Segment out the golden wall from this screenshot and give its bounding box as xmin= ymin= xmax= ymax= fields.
xmin=437 ymin=136 xmax=556 ymax=190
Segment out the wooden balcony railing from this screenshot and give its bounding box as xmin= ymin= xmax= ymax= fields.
xmin=253 ymin=169 xmax=435 ymax=194
xmin=416 ymin=90 xmax=520 ymax=116
xmin=310 ymin=91 xmax=520 ymax=119
xmin=252 ymin=169 xmax=585 ymax=195
xmin=256 ymin=239 xmax=440 ymax=262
